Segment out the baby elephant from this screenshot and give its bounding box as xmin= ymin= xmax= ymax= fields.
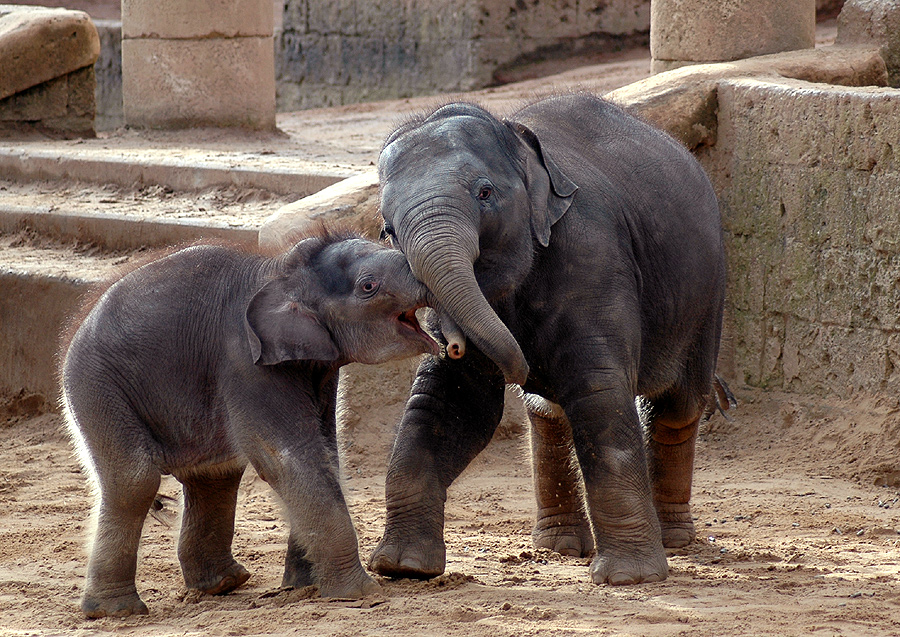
xmin=61 ymin=230 xmax=438 ymax=618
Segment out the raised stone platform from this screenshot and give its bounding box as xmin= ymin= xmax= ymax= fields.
xmin=0 ymin=5 xmax=100 ymax=136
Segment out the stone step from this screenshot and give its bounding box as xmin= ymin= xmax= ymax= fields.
xmin=0 ymin=145 xmax=353 ymax=197
xmin=0 ymin=235 xmax=129 ymax=401
xmin=0 ymin=178 xmax=289 ymax=250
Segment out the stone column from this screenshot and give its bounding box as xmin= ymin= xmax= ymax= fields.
xmin=650 ymin=0 xmax=816 ymax=73
xmin=122 ymin=0 xmax=275 ymax=129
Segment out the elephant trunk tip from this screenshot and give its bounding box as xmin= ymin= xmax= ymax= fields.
xmin=446 ymin=340 xmax=465 ymax=360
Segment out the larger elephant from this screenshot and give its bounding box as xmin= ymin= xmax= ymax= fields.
xmin=369 ymin=93 xmax=727 ymax=586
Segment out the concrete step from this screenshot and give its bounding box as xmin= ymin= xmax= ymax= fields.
xmin=0 ymin=179 xmax=291 ymax=249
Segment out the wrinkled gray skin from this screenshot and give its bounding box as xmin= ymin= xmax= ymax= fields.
xmin=61 ymin=233 xmax=438 ymax=618
xmin=370 ymin=94 xmax=726 ymax=586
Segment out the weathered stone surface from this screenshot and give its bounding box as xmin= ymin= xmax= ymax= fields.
xmin=277 ymin=0 xmax=651 ymax=110
xmin=0 ymin=66 xmax=96 ymax=137
xmin=122 ymin=0 xmax=273 ymax=39
xmin=650 ymin=0 xmax=816 ymax=73
xmin=607 ymin=46 xmax=888 ymax=149
xmin=0 ymin=5 xmax=100 ymax=100
xmin=700 ymin=77 xmax=900 ymax=397
xmin=94 ymin=20 xmax=122 ymax=131
xmin=258 ymin=171 xmax=381 ymax=252
xmin=836 ymin=0 xmax=900 ymax=87
xmin=122 ymin=37 xmax=276 ymax=130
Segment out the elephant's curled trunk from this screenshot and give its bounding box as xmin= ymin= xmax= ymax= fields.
xmin=404 ymin=220 xmax=529 ymax=385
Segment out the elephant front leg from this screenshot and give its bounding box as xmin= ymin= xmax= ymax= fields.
xmin=525 ymin=395 xmax=593 ymax=557
xmin=369 ymin=355 xmax=506 ymax=579
xmin=251 ymin=441 xmax=380 ymax=599
xmin=566 ymin=390 xmax=668 ymax=586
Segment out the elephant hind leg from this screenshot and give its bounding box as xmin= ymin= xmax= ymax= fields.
xmin=177 ymin=471 xmax=250 ymax=595
xmin=64 ymin=393 xmax=160 ymax=618
xmin=644 ymin=390 xmax=704 ymax=549
xmin=526 ymin=394 xmax=594 ymax=558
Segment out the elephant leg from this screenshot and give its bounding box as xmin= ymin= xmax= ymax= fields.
xmin=283 ymin=535 xmax=315 ymax=589
xmin=81 ymin=456 xmax=160 ymax=618
xmin=525 ymin=394 xmax=593 ymax=557
xmin=177 ymin=471 xmax=251 ymax=594
xmin=247 ymin=430 xmax=379 ymax=598
xmin=369 ymin=355 xmax=506 ymax=579
xmin=645 ymin=391 xmax=704 ymax=549
xmin=564 ymin=378 xmax=668 ymax=586
xmin=65 ymin=392 xmax=160 ymax=619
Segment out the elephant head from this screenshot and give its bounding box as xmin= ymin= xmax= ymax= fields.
xmin=378 ymin=102 xmax=578 ymax=385
xmin=246 ymin=235 xmax=439 ymax=366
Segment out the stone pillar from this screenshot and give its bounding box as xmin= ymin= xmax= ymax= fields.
xmin=650 ymin=0 xmax=817 ymax=73
xmin=122 ymin=0 xmax=275 ymax=130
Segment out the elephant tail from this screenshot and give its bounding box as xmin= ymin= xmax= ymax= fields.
xmin=703 ymin=374 xmax=737 ymax=422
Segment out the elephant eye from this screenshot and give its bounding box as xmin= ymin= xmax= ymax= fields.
xmin=477 ymin=185 xmax=493 ymax=200
xmin=357 ymin=279 xmax=380 ymax=298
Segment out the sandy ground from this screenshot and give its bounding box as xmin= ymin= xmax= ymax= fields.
xmin=0 ymin=9 xmax=890 ymax=636
xmin=2 ymin=382 xmax=900 ymax=637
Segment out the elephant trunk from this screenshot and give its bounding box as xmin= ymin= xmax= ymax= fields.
xmin=437 ymin=310 xmax=466 ymax=360
xmin=402 ymin=214 xmax=529 ymax=385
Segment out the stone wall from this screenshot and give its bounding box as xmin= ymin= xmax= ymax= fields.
xmin=698 ymin=78 xmax=900 ymax=397
xmin=276 ymin=0 xmax=650 ymax=110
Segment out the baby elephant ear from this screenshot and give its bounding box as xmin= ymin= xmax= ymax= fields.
xmin=508 ymin=121 xmax=578 ymax=248
xmin=245 ymin=278 xmax=340 ymax=365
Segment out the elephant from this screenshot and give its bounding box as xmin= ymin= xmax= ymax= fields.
xmin=368 ymin=93 xmax=728 ymax=586
xmin=60 ymin=229 xmax=438 ymax=618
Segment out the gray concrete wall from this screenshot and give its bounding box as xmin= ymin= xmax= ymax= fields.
xmin=697 ymin=78 xmax=900 ymax=398
xmin=276 ymin=0 xmax=650 ymax=110
xmin=93 ymin=20 xmax=122 ymax=131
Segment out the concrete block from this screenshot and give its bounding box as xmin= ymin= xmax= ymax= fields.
xmin=836 ymin=0 xmax=900 ymax=87
xmin=698 ymin=74 xmax=900 ymax=397
xmin=122 ymin=37 xmax=276 ymax=129
xmin=651 ymin=0 xmax=816 ymax=73
xmin=608 ymin=47 xmax=887 ymax=151
xmin=122 ymin=0 xmax=273 ymax=39
xmin=0 ymin=5 xmax=100 ymax=99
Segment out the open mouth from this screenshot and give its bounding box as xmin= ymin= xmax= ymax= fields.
xmin=397 ymin=305 xmax=440 ymax=355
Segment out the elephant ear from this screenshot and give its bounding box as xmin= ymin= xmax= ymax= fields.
xmin=507 ymin=121 xmax=578 ymax=248
xmin=245 ymin=278 xmax=339 ymax=365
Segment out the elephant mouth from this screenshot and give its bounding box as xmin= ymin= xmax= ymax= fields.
xmin=396 ymin=306 xmax=440 ymax=355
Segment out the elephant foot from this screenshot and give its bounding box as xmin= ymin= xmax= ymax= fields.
xmin=368 ymin=532 xmax=446 ymax=579
xmin=589 ymin=545 xmax=668 ymax=586
xmin=187 ymin=562 xmax=251 ymax=596
xmin=655 ymin=502 xmax=696 ymax=549
xmin=318 ymin=570 xmax=383 ymax=599
xmin=532 ymin=516 xmax=594 ymax=557
xmin=81 ymin=589 xmax=148 ymax=619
